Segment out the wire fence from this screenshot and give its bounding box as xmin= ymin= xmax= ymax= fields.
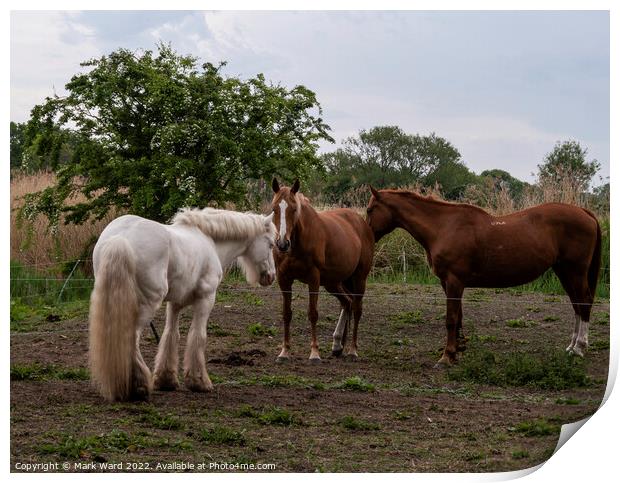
xmin=10 ymin=278 xmax=611 ymax=306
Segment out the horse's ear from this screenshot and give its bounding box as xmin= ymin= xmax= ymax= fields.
xmin=369 ymin=184 xmax=381 ymax=200
xmin=264 ymin=212 xmax=274 ymax=226
xmin=272 ymin=177 xmax=280 ymax=193
xmin=291 ymin=179 xmax=300 ymax=194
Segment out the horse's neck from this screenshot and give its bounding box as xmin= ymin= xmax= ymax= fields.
xmin=214 ymin=239 xmax=248 ymax=269
xmin=293 ymin=202 xmax=321 ymax=245
xmin=393 ymin=194 xmax=448 ymax=248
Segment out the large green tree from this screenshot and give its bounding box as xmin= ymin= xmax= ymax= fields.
xmin=318 ymin=126 xmax=461 ymax=201
xmin=20 ymin=44 xmax=332 ymax=226
xmin=537 ymin=140 xmax=600 ymax=191
xmin=10 ymin=122 xmax=26 ymax=170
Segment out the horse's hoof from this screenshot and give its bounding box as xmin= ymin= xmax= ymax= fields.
xmin=345 ymin=353 xmax=359 ymax=361
xmin=154 ymin=379 xmax=179 ymax=392
xmin=129 ymin=386 xmax=151 ymax=402
xmin=153 ymin=373 xmax=179 ymax=391
xmin=434 ymin=356 xmax=454 ymax=369
xmin=276 ymin=356 xmax=290 ymax=364
xmin=570 ymin=346 xmax=586 ymax=358
xmin=185 ymin=376 xmax=214 ymax=392
xmin=308 ymin=357 xmax=322 ymax=365
xmin=332 ymin=348 xmax=343 ymax=358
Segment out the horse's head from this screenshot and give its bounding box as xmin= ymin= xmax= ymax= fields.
xmin=366 ymin=185 xmax=396 ymax=241
xmin=238 ymin=213 xmax=277 ymax=286
xmin=271 ymin=177 xmax=301 ymax=253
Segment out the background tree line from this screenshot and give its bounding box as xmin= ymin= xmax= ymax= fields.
xmin=10 ymin=44 xmax=608 ymax=229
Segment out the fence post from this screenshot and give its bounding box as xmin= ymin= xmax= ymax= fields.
xmin=56 ymin=259 xmax=81 ymax=304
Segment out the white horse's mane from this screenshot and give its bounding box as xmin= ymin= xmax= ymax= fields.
xmin=172 ymin=207 xmax=273 ymax=241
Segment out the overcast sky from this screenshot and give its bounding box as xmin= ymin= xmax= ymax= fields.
xmin=10 ymin=10 xmax=610 ymax=185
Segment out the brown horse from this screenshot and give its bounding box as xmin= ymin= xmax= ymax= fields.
xmin=271 ymin=178 xmax=375 ymax=361
xmin=366 ymin=187 xmax=601 ymax=366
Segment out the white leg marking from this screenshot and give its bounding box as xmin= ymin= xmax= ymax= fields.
xmin=278 ymin=200 xmax=288 ymax=240
xmin=573 ymin=320 xmax=590 ymax=357
xmin=332 ymin=309 xmax=350 ymax=353
xmin=567 ymin=314 xmax=580 ymax=352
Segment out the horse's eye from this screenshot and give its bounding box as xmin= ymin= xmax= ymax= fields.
xmin=366 ymin=207 xmax=373 ymax=214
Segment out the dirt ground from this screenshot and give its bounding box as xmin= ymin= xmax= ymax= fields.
xmin=10 ymin=283 xmax=610 ymax=473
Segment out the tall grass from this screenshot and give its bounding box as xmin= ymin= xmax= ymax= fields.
xmin=10 ymin=170 xmax=610 ymax=308
xmin=10 ymin=170 xmax=116 ymax=269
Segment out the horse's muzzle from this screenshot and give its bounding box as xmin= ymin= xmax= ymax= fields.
xmin=277 ymin=239 xmax=291 ymax=252
xmin=259 ymin=272 xmax=275 ymax=286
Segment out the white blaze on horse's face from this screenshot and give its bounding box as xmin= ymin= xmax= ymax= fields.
xmin=239 ymin=214 xmax=276 ymax=287
xmin=274 ymin=196 xmax=296 ymax=253
xmin=278 ymin=200 xmax=288 ymax=242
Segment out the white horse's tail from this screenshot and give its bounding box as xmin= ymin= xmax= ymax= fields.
xmin=89 ymin=236 xmax=139 ymax=402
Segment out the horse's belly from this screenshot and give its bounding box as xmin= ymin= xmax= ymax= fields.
xmin=466 ymin=253 xmax=552 ymax=288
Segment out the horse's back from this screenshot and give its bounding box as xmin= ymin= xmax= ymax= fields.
xmin=94 ymin=215 xmax=172 ymax=304
xmin=452 ymin=203 xmax=598 ymax=287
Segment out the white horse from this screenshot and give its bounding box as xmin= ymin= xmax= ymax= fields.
xmin=89 ymin=207 xmax=276 ymax=402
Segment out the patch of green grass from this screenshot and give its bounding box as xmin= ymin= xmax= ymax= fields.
xmin=393 ymin=410 xmax=412 ymax=420
xmin=463 ymin=451 xmax=485 ymax=462
xmin=235 ymin=405 xmax=298 ymax=426
xmin=208 ymin=323 xmax=232 ymax=337
xmin=247 ymin=322 xmax=276 ymax=337
xmin=506 ymin=318 xmax=529 ymax=328
xmin=448 ymin=346 xmax=589 ymax=389
xmin=542 ymin=315 xmax=560 ymax=322
xmin=243 ymin=293 xmax=264 ymax=306
xmin=391 ymin=310 xmax=424 ymax=325
xmin=135 ymin=406 xmax=184 ymax=430
xmin=340 ymin=416 xmax=380 ymax=431
xmin=471 ymin=334 xmax=497 ymax=343
xmin=198 ymin=426 xmax=246 ymax=446
xmin=336 ymin=376 xmax=375 ymax=392
xmin=555 ymin=397 xmax=580 ymax=405
xmin=37 ymin=429 xmax=154 ymax=459
xmin=590 ymin=339 xmax=610 ymax=352
xmin=595 ymin=311 xmax=609 ymax=325
xmin=511 ymin=449 xmax=530 ymax=460
xmin=11 ymin=363 xmax=89 ymax=381
xmin=254 ymin=374 xmax=325 ymax=390
xmin=513 ymin=419 xmax=560 ymax=437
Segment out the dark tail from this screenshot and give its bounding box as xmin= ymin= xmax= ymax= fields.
xmin=583 ymin=208 xmax=602 ymax=300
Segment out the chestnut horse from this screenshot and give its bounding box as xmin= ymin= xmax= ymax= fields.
xmin=366 ymin=187 xmax=601 ymax=367
xmin=271 ymin=178 xmax=375 ymax=361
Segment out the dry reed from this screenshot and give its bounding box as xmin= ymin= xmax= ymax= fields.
xmin=10 ymin=171 xmax=117 ymax=271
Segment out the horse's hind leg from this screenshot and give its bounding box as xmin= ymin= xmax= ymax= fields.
xmin=184 ymin=292 xmax=216 ymax=392
xmin=436 ymin=277 xmax=464 ymax=367
xmin=344 ymin=276 xmax=368 ymax=359
xmin=153 ymin=302 xmax=182 ymax=391
xmin=131 ymin=308 xmax=156 ymax=401
xmin=325 ymin=283 xmax=352 ymax=357
xmin=554 ymin=264 xmax=592 ymax=357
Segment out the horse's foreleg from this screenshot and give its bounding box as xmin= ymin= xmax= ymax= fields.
xmin=277 ymin=279 xmax=293 ymax=361
xmin=153 ymin=302 xmax=182 ymax=391
xmin=436 ymin=279 xmax=464 ymax=367
xmin=183 ymin=292 xmax=216 ymax=392
xmin=308 ymin=275 xmax=321 ymax=362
